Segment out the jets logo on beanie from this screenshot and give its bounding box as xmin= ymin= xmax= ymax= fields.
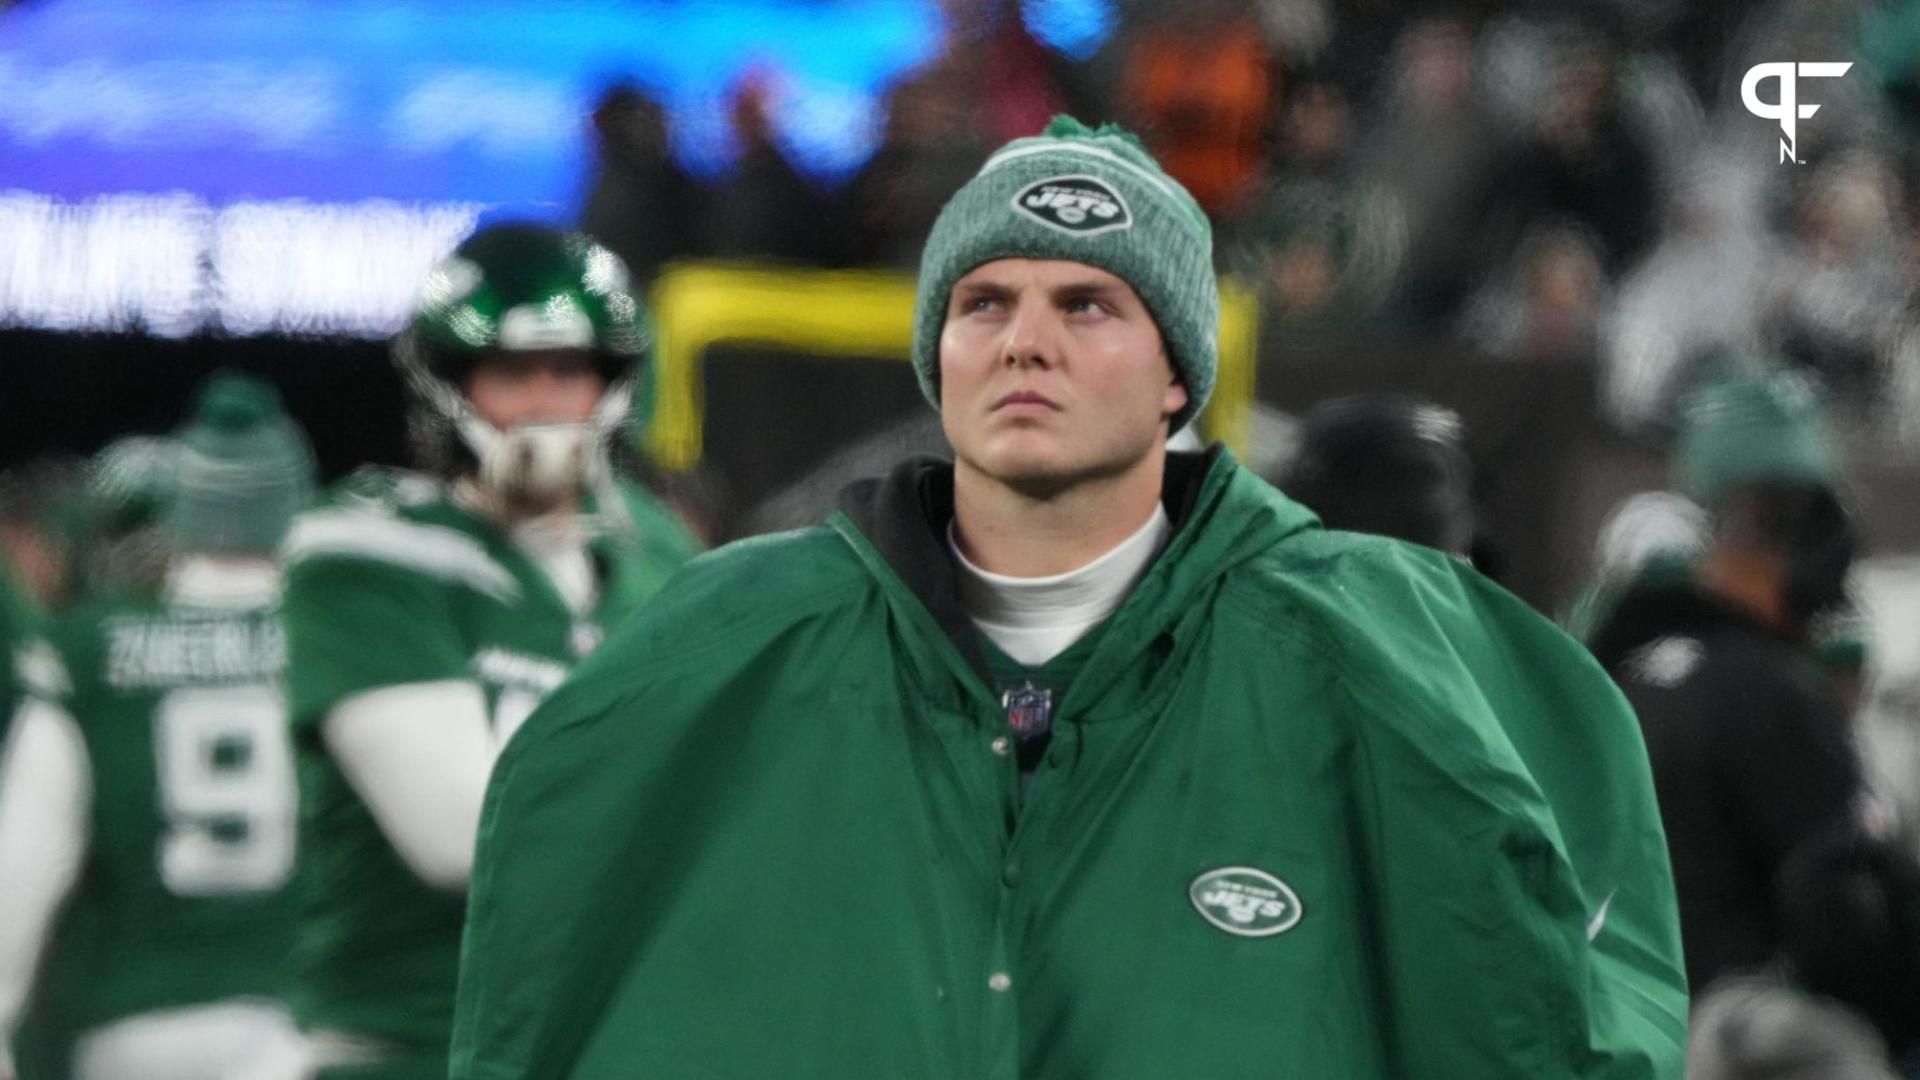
xmin=1013 ymin=176 xmax=1133 ymax=235
xmin=914 ymin=116 xmax=1218 ymax=433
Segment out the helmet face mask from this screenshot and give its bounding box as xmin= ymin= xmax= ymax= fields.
xmin=480 ymin=420 xmax=598 ymax=503
xmin=396 ymin=223 xmax=648 ymax=511
xmin=454 ymin=370 xmax=636 ymax=514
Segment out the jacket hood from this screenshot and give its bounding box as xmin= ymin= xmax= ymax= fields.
xmin=828 ymin=446 xmax=1319 ymax=717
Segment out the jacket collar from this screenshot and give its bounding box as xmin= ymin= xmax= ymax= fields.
xmin=828 ymin=446 xmax=1318 ymax=718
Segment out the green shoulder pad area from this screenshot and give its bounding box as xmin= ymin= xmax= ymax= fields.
xmin=609 ymin=480 xmax=701 ymax=556
xmin=282 ymin=535 xmax=472 ymax=728
xmin=37 ymin=596 xmax=134 ymax=701
xmin=283 ymin=493 xmax=519 ymax=605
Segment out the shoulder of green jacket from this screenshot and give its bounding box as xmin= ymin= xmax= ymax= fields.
xmin=1229 ymin=525 xmax=1585 ymax=667
xmin=1218 ymin=526 xmax=1628 ymax=781
xmin=555 ymin=523 xmax=874 ymax=695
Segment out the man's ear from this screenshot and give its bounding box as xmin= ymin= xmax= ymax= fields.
xmin=1163 ymin=376 xmax=1190 ymax=422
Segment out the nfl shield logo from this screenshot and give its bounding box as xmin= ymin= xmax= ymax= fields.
xmin=1002 ymin=682 xmax=1053 ymax=738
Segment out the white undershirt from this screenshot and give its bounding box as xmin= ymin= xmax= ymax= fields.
xmin=948 ymin=504 xmax=1170 ymax=666
xmin=511 ymin=518 xmax=597 ymax=618
xmin=453 ymin=478 xmax=600 ymax=618
xmin=324 ymin=680 xmax=494 ymax=892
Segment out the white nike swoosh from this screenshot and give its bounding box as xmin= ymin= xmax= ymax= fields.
xmin=1586 ymin=891 xmax=1616 ymax=942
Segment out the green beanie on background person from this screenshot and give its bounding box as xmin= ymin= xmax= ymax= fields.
xmin=1671 ymin=367 xmax=1858 ymax=632
xmin=164 ymin=371 xmax=317 ymax=556
xmin=1673 ymin=368 xmax=1840 ymax=511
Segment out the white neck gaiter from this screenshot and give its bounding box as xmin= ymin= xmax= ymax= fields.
xmin=948 ymin=504 xmax=1171 ymax=666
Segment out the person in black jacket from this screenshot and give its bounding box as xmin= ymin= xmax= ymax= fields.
xmin=1588 ymin=370 xmax=1864 ymax=998
xmin=1278 ymin=393 xmax=1476 ymax=559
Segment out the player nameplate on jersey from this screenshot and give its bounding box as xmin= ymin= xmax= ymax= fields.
xmin=1189 ymin=867 xmax=1304 ymax=938
xmin=1011 ymin=175 xmax=1133 ymax=237
xmin=105 ymin=615 xmax=285 ymax=688
xmin=1002 ymin=682 xmax=1053 ymax=739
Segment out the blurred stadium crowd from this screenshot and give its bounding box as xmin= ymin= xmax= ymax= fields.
xmin=4 ymin=0 xmax=1920 ymax=1077
xmin=587 ymin=0 xmax=1920 ymax=438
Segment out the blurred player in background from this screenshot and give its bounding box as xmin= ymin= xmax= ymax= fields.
xmin=0 ymin=459 xmax=93 ymax=615
xmin=1589 ymin=370 xmax=1920 ymax=1068
xmin=1277 ymin=392 xmax=1475 ymax=558
xmin=1588 ymin=370 xmax=1866 ymax=995
xmin=279 ymin=223 xmax=701 ymax=1079
xmin=0 ymin=436 xmax=183 ymax=625
xmin=0 ymin=372 xmax=314 ymax=1080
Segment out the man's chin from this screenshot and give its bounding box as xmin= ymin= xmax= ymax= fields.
xmin=973 ymin=452 xmax=1090 ymax=500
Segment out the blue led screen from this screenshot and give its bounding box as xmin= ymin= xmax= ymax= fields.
xmin=0 ymin=0 xmax=953 ymax=213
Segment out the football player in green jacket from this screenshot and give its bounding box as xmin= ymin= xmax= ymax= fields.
xmin=0 ymin=372 xmax=314 ymax=1080
xmin=453 ymin=120 xmax=1688 ymax=1079
xmin=280 ymin=223 xmax=701 ymax=1080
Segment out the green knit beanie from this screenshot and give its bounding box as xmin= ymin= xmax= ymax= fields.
xmin=165 ymin=372 xmax=317 ymax=555
xmin=1673 ymin=370 xmax=1838 ymax=510
xmin=913 ymin=115 xmax=1217 ymax=433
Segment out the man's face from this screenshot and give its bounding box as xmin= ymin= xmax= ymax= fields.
xmin=939 ymin=258 xmax=1185 ymax=496
xmin=464 ymin=349 xmax=607 ymax=431
xmin=0 ymin=521 xmax=68 ymax=608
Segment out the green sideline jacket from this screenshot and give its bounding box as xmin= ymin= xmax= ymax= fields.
xmin=452 ymin=448 xmax=1687 ymax=1079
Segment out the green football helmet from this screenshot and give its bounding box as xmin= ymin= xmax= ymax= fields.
xmin=394 ymin=222 xmax=649 ymax=503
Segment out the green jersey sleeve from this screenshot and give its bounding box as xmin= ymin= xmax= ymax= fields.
xmin=283 ymin=554 xmax=468 ymax=731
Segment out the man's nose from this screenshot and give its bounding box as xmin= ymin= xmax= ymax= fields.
xmin=519 ymin=369 xmax=585 ymax=417
xmin=1001 ymin=303 xmax=1058 ymax=370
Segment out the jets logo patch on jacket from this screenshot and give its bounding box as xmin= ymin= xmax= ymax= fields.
xmin=1189 ymin=867 xmax=1304 ymax=938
